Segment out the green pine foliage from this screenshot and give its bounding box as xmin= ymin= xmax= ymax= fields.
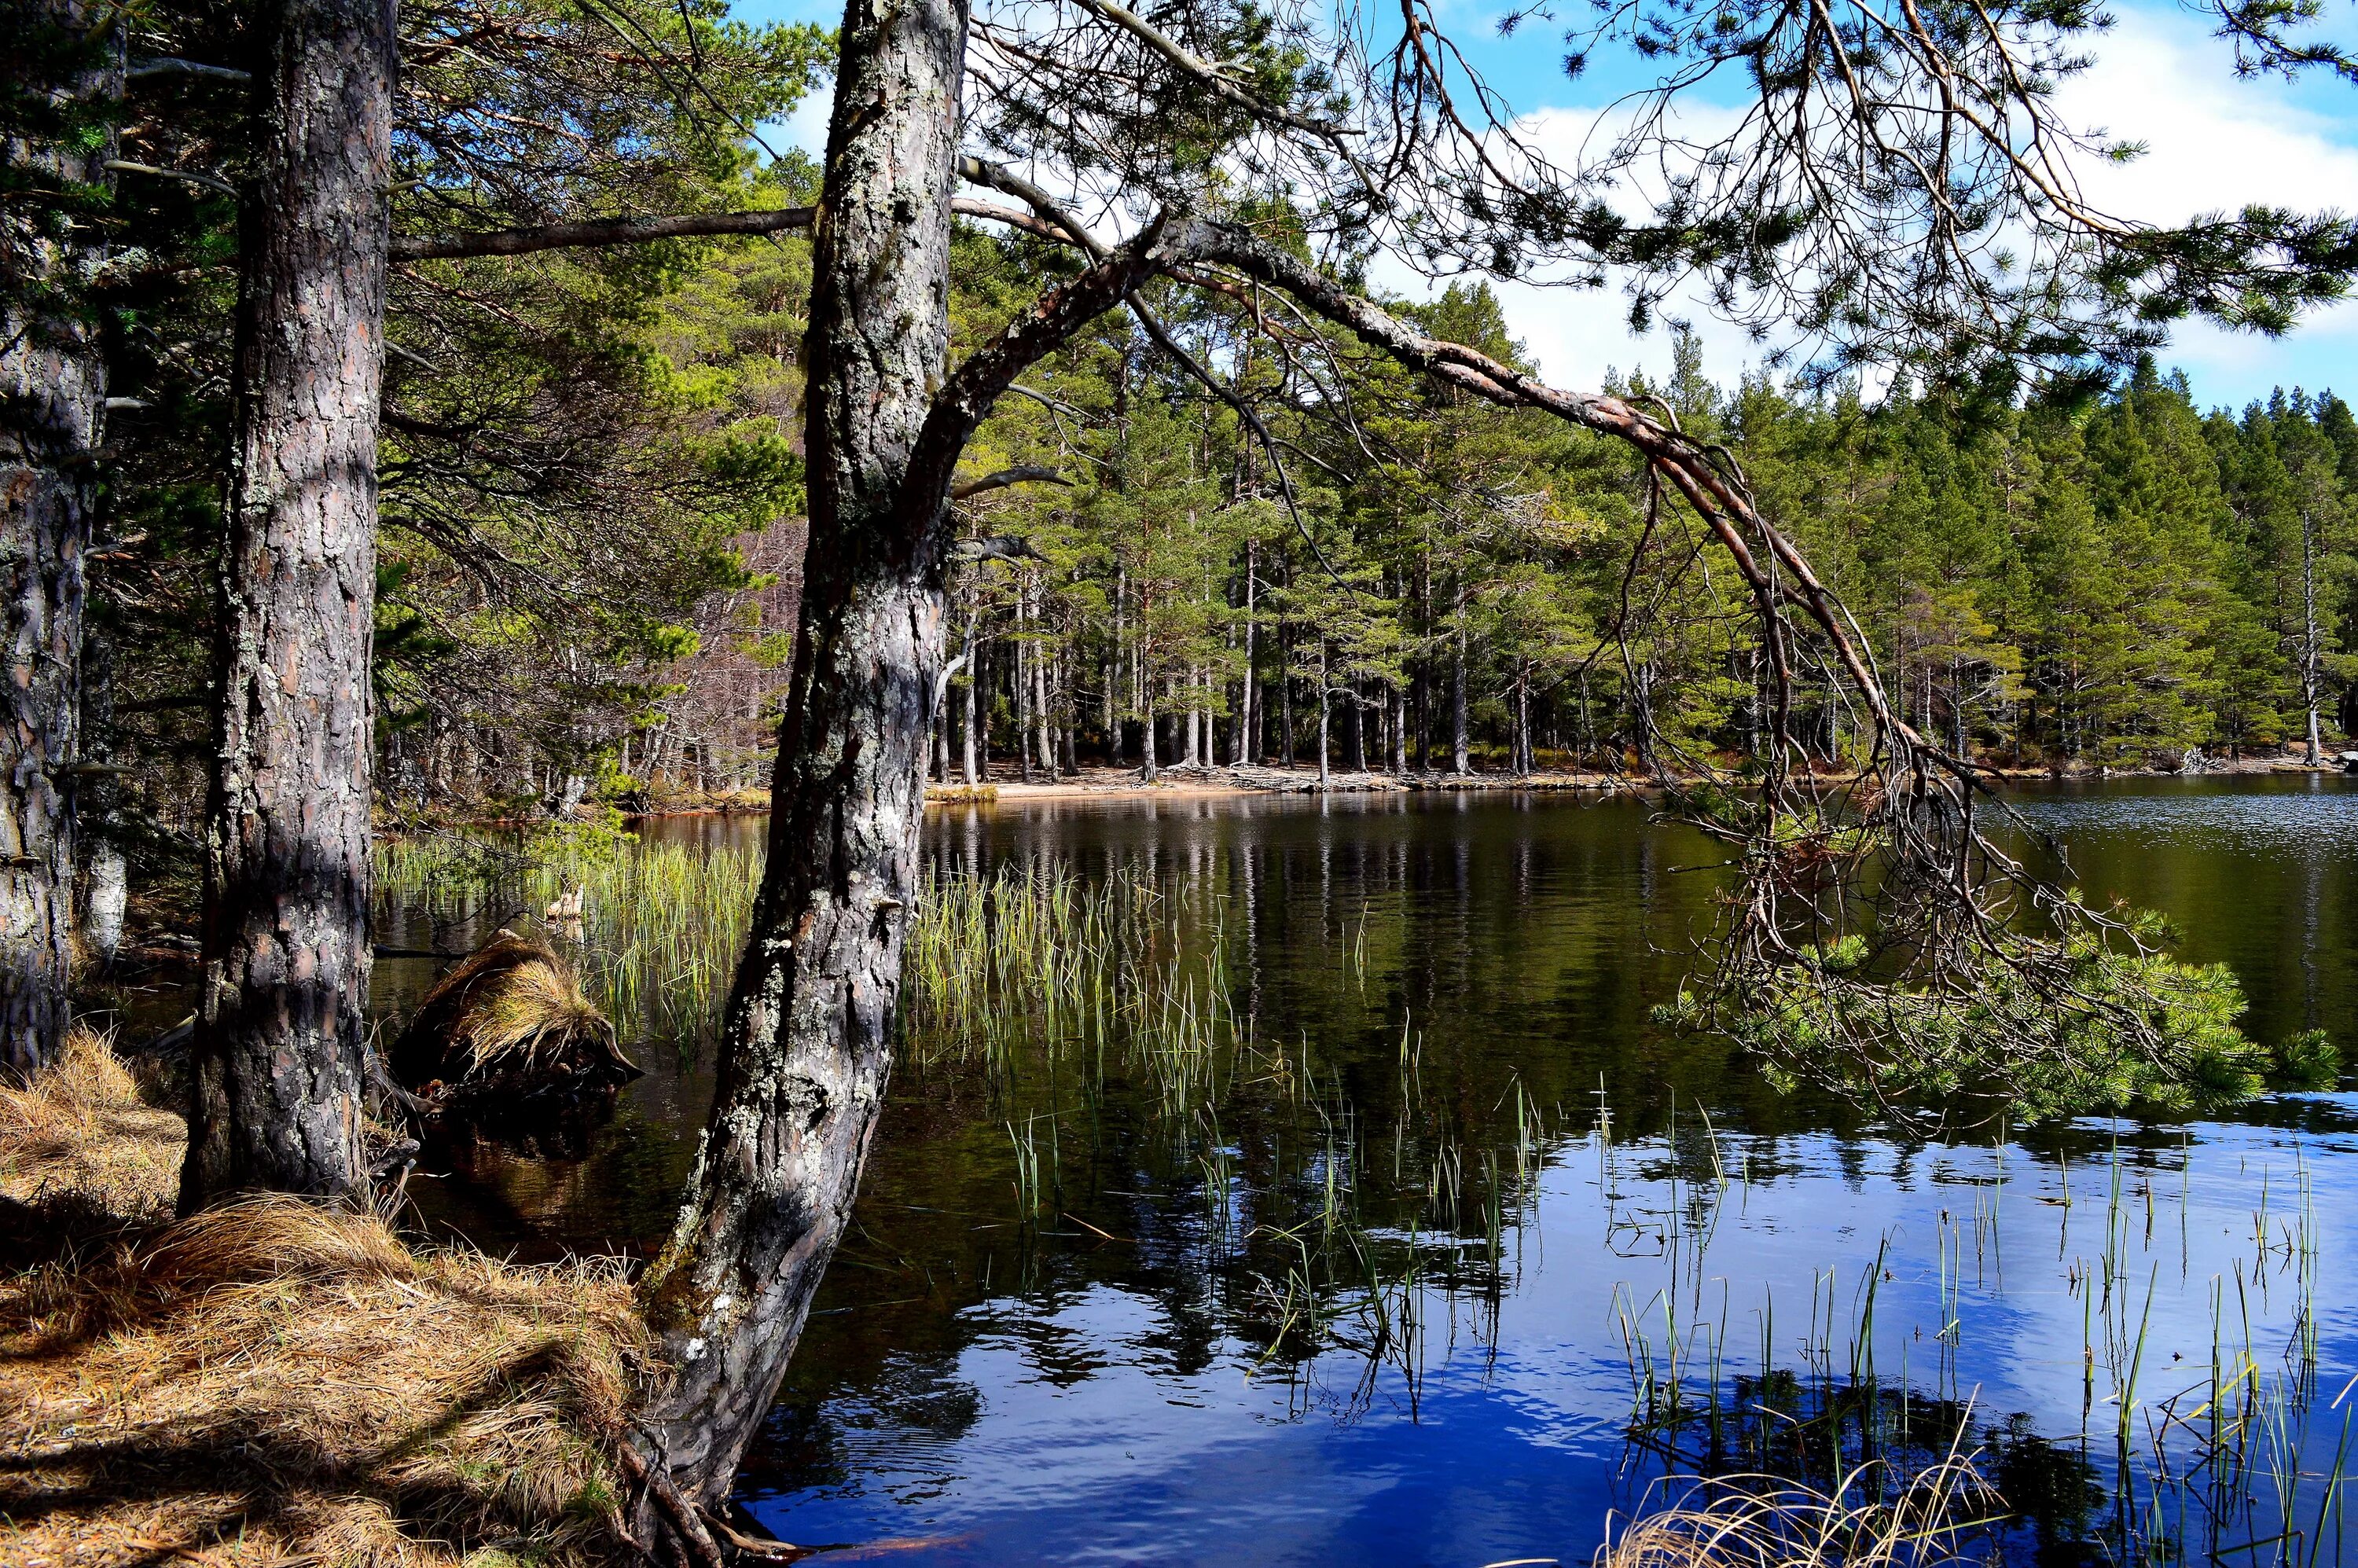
xmin=920 ymin=270 xmax=2358 ymax=786
xmin=1661 ymin=907 xmax=2337 ymax=1123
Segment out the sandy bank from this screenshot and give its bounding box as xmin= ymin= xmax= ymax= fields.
xmin=915 ymin=753 xmax=2347 ymax=806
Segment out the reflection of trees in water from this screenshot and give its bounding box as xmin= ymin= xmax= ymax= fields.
xmin=740 ymin=1354 xmax=991 ymax=1555
xmin=376 ymin=798 xmax=2358 ymax=1554
xmin=411 ymin=1100 xmax=698 ymax=1254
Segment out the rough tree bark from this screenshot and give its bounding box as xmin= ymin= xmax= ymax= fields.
xmin=181 ymin=0 xmax=394 ymax=1207
xmin=0 ymin=2 xmax=115 ymax=1074
xmin=630 ymin=0 xmax=979 ymax=1493
xmin=628 ymin=0 xmax=1188 ymax=1498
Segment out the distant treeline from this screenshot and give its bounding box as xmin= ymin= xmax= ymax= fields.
xmin=839 ymin=285 xmax=2358 ymax=787
xmin=108 ymin=214 xmax=2358 ymax=827
xmin=480 ymin=271 xmax=2358 ymax=800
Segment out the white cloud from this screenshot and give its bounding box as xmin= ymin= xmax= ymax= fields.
xmin=2056 ymin=6 xmax=2358 ymax=402
xmin=2059 ymin=9 xmax=2358 ymax=222
xmin=1385 ymin=5 xmax=2358 ymax=402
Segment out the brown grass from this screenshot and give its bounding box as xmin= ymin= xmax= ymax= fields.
xmin=0 ymin=1037 xmax=657 ymax=1567
xmin=1595 ymin=1452 xmax=1996 ymax=1568
xmin=389 ymin=933 xmax=630 ymax=1092
xmin=0 ymin=1026 xmax=185 ymax=1232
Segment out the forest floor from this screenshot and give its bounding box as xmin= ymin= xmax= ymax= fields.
xmin=0 ymin=1033 xmax=655 ymax=1567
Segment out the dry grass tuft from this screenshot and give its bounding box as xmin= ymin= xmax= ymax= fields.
xmin=2 ymin=1192 xmax=656 ymax=1566
xmin=0 ymin=1026 xmax=185 ymax=1232
xmin=389 ymin=932 xmax=634 ymax=1094
xmin=1596 ymin=1452 xmax=1996 ymax=1568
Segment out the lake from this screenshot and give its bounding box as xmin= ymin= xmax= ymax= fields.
xmin=380 ymin=774 xmax=2358 ymax=1565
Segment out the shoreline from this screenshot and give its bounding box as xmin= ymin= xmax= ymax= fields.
xmin=631 ymin=752 xmax=2351 ymax=815
xmin=413 ymin=751 xmax=2353 ymax=826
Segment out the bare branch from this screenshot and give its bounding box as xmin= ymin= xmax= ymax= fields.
xmin=902 ymin=211 xmax=1208 ymax=542
xmin=394 ymin=207 xmax=814 ymax=259
xmin=951 ymin=466 xmax=1069 ymax=501
xmin=126 ymin=56 xmax=252 ymax=84
xmin=1059 ymin=0 xmax=1356 ymax=138
xmin=952 ymin=533 xmax=1049 ymax=560
xmin=105 ymin=158 xmax=236 ymax=198
xmin=388 ymin=196 xmax=1090 ymax=261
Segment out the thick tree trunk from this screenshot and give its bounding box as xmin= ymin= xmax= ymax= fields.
xmin=181 ymin=0 xmax=393 ymax=1207
xmin=75 ymin=624 xmax=124 ymax=969
xmin=625 ymin=50 xmax=1187 ymax=1529
xmin=631 ymin=0 xmax=973 ymax=1504
xmin=0 ymin=3 xmax=115 ymax=1073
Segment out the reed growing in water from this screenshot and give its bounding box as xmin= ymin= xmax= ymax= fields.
xmin=377 ymin=828 xmax=764 ymax=1051
xmin=376 ymin=831 xmax=1243 ymax=1092
xmin=902 ymin=863 xmax=1243 ymax=1096
xmin=1598 ymin=1452 xmax=1996 ymax=1568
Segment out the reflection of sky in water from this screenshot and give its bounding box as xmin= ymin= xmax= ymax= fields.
xmin=370 ymin=780 xmax=2358 ymax=1560
xmin=747 ymin=1110 xmax=2358 ymax=1565
xmin=2007 ymin=775 xmax=2358 ymax=860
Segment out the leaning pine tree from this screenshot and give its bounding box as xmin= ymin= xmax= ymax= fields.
xmin=392 ymin=0 xmax=2352 ymax=1535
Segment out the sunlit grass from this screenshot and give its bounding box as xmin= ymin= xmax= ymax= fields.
xmin=375 ymin=829 xmax=1243 ymax=1089
xmin=378 ymin=829 xmax=762 ymax=1049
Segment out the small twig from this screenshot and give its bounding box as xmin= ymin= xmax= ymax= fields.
xmin=127 ymin=56 xmax=252 ymax=83
xmin=105 ymin=159 xmax=236 ymax=198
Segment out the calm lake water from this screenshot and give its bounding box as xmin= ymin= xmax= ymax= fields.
xmin=383 ymin=775 xmax=2358 ymax=1565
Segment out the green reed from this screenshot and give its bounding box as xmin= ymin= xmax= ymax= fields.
xmin=900 ymin=859 xmax=1245 ymax=1111
xmin=376 ymin=828 xmax=1245 ymax=1088
xmin=1596 ymin=1113 xmax=2356 ymax=1568
xmin=376 ymin=827 xmax=764 ymax=1047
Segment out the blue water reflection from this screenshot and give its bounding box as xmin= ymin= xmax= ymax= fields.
xmin=737 ymin=779 xmax=2358 ymax=1566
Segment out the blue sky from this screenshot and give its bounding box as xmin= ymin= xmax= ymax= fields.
xmin=730 ymin=0 xmax=2357 ymax=412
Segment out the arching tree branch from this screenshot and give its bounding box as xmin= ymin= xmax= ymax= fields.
xmin=901 ymin=210 xmax=1207 ymax=545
